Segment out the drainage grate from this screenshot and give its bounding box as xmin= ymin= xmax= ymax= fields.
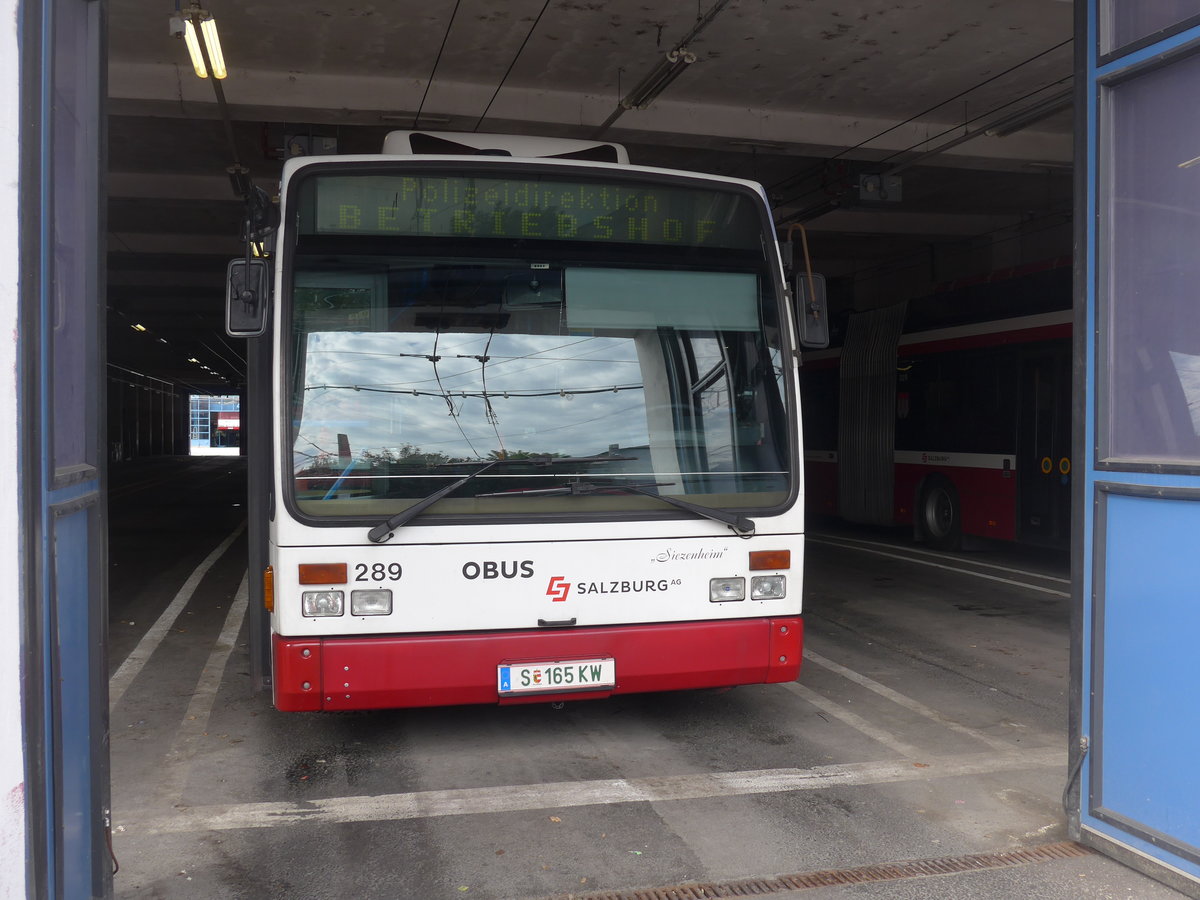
xmin=543 ymin=841 xmax=1092 ymax=900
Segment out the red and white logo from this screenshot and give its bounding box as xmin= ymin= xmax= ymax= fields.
xmin=546 ymin=576 xmax=571 ymax=603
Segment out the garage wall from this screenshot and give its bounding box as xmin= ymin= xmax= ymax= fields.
xmin=0 ymin=1 xmax=27 ymax=897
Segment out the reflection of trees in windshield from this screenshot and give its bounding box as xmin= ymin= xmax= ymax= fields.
xmin=297 ymin=443 xmax=567 ymax=477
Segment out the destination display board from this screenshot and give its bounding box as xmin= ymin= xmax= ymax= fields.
xmin=300 ymin=172 xmax=762 ymax=249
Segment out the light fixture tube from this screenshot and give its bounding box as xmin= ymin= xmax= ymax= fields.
xmin=183 ymin=19 xmax=207 ymax=78
xmin=183 ymin=14 xmax=227 ymax=80
xmin=200 ymin=17 xmax=227 ymax=79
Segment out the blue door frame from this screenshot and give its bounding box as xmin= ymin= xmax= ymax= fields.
xmin=22 ymin=0 xmax=110 ymax=896
xmin=1076 ymin=3 xmax=1200 ymax=893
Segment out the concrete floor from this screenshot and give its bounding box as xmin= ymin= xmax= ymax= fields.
xmin=106 ymin=458 xmax=1188 ymax=899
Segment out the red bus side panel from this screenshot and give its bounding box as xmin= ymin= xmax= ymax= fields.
xmin=894 ymin=463 xmax=1018 ymax=542
xmin=272 ymin=617 xmax=802 ymax=712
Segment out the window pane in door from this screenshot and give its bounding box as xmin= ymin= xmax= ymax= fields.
xmin=1103 ymin=50 xmax=1200 ymax=464
xmin=1103 ymin=1 xmax=1200 ymax=53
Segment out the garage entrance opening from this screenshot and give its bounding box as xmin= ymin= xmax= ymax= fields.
xmin=189 ymin=394 xmax=241 ymax=456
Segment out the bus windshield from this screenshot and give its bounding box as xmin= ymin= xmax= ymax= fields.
xmin=285 ymin=168 xmax=792 ymax=520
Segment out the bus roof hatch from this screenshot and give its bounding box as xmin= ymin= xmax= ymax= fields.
xmin=383 ymin=130 xmax=629 ymax=164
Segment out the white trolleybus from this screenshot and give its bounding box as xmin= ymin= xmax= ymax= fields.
xmin=227 ymin=131 xmax=828 ymax=712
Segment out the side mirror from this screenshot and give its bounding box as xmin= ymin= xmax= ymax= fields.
xmin=226 ymin=258 xmax=271 ymax=337
xmin=794 ymin=272 xmax=829 ymax=349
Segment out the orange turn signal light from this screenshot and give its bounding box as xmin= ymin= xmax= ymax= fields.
xmin=749 ymin=550 xmax=790 ymax=571
xmin=298 ymin=562 xmax=348 ymax=584
xmin=263 ymin=565 xmax=275 ymax=613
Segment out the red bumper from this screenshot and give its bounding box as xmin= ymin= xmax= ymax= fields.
xmin=272 ymin=616 xmax=803 ymax=712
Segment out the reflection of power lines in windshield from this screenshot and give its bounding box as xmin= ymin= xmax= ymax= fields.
xmin=296 ymin=436 xmax=335 ymax=459
xmin=328 ymin=397 xmax=649 ymax=455
xmin=307 ymin=335 xmax=634 ymax=392
xmin=431 ymin=328 xmax=481 ymax=457
xmin=303 ymin=383 xmax=645 ymax=399
xmin=299 ymin=333 xmax=660 ymax=458
xmin=478 ymin=329 xmax=506 ymax=457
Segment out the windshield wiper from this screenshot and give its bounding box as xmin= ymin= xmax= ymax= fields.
xmin=366 ymin=455 xmax=635 ymax=543
xmin=479 ymin=480 xmax=756 ymax=538
xmin=368 ymin=460 xmax=500 ymax=543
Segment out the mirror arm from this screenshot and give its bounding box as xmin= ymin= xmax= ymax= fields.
xmin=233 ymin=215 xmax=258 ymax=320
xmin=784 ymin=223 xmax=820 ymax=321
xmin=233 ymin=186 xmax=279 ymax=320
xmin=781 ymin=223 xmax=829 ymax=350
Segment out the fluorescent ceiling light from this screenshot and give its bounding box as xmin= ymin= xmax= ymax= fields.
xmin=181 ymin=8 xmax=227 ymax=80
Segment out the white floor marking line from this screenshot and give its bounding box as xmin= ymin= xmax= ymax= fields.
xmin=121 ymin=746 xmax=1063 ymax=835
xmin=109 ymin=522 xmax=247 ymax=710
xmin=780 ymin=681 xmax=925 ymax=758
xmin=156 ymin=572 xmax=250 ymax=804
xmin=803 ymin=648 xmax=1017 ymax=752
xmin=807 ymin=536 xmax=1070 ymax=598
xmin=810 ymin=534 xmax=1071 ymax=584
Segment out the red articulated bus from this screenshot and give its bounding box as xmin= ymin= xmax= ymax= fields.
xmin=801 ymin=258 xmax=1072 ymax=549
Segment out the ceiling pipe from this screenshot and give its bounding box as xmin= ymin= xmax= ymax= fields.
xmin=592 ymin=0 xmax=732 ymax=138
xmin=621 ymin=48 xmax=697 ymax=110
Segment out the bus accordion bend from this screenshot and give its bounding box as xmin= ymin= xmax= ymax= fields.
xmin=227 ymin=131 xmax=825 ymax=712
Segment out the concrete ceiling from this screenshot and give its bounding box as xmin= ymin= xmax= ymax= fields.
xmin=105 ymin=0 xmax=1075 ymax=393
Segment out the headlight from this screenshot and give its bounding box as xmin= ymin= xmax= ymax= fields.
xmin=709 ymin=577 xmax=745 ymax=602
xmin=351 ymin=589 xmax=392 ymax=616
xmin=302 ymin=590 xmax=344 ymax=617
xmin=751 ymin=575 xmax=787 ymax=599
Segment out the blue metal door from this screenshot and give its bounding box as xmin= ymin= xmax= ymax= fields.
xmin=1077 ymin=3 xmax=1200 ymax=893
xmin=23 ymin=0 xmax=110 ymax=895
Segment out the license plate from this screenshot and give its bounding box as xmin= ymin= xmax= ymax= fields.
xmin=498 ymin=658 xmax=616 ymax=695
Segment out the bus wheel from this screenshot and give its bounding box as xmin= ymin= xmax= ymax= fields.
xmin=919 ymin=478 xmax=962 ymax=550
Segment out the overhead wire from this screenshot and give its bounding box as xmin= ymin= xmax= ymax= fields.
xmin=769 ymin=39 xmax=1075 ymax=222
xmin=868 ymin=75 xmax=1073 ymax=173
xmin=773 ymin=73 xmax=1074 ymax=222
xmin=197 ymin=337 xmax=246 ymax=376
xmin=473 ymin=0 xmax=554 ymax=132
xmin=414 ymin=0 xmax=463 ymax=129
xmin=768 ymin=36 xmax=1075 ymax=197
xmin=210 ymin=330 xmax=248 ymax=369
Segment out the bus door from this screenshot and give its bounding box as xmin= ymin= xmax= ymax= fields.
xmin=1017 ymin=346 xmax=1071 ymax=545
xmin=1075 ymin=5 xmax=1200 ymax=892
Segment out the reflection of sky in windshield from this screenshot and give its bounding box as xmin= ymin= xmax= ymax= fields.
xmin=1170 ymin=350 xmax=1200 ymax=437
xmin=295 ymin=331 xmax=650 ymax=468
